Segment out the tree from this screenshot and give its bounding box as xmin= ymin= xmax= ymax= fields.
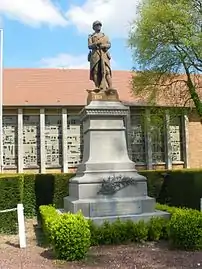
xmin=128 ymin=0 xmax=202 ymax=121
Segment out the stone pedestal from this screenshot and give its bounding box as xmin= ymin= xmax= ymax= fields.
xmin=64 ymin=92 xmax=169 ymax=225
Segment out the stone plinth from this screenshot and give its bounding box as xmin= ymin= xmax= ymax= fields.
xmin=64 ymin=95 xmax=170 ymax=224
xmin=87 ymin=89 xmax=119 ymax=104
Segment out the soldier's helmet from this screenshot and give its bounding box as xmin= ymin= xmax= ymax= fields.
xmin=92 ymin=20 xmax=102 ymax=29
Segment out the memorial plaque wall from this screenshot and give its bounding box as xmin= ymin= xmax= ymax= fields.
xmin=3 ymin=115 xmax=17 ymax=167
xmin=130 ymin=114 xmax=146 ymax=163
xmin=45 ymin=115 xmax=62 ymax=167
xmin=169 ymin=116 xmax=183 ymax=161
xmin=23 ymin=115 xmax=40 ymax=167
xmin=67 ymin=115 xmax=83 ymax=168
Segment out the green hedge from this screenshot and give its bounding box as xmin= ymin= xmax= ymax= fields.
xmin=1 ymin=168 xmax=202 ymax=231
xmin=0 ymin=173 xmax=74 ymax=234
xmin=0 ymin=175 xmax=23 ymax=234
xmin=23 ymin=173 xmax=74 ymax=217
xmin=40 ymin=204 xmax=202 ymax=259
xmin=140 ymin=170 xmax=164 ymax=198
xmin=156 ymin=169 xmax=202 ymax=210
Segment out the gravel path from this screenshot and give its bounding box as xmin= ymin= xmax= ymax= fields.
xmin=0 ymin=219 xmax=202 ymax=269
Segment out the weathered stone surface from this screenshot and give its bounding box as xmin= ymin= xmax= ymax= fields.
xmin=63 ymin=99 xmax=170 ymax=224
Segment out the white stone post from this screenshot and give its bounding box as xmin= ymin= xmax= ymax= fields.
xmin=17 ymin=204 xmax=26 ymax=248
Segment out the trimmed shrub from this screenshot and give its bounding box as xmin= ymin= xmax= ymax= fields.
xmin=0 ymin=175 xmax=23 ymax=234
xmin=40 ymin=205 xmax=59 ymax=243
xmin=127 ymin=220 xmax=148 ymax=243
xmin=155 ymin=203 xmax=184 ymax=215
xmin=52 ymin=173 xmax=73 ymax=207
xmin=23 ymin=174 xmax=36 ymax=217
xmin=169 ymin=209 xmax=202 ymax=250
xmin=91 ymin=219 xmax=130 ymax=245
xmin=89 ymin=219 xmax=149 ymax=246
xmin=147 ymin=217 xmax=169 ymax=241
xmin=40 ymin=206 xmax=91 ymax=261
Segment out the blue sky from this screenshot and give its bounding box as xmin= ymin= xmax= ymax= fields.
xmin=0 ymin=0 xmax=140 ymax=70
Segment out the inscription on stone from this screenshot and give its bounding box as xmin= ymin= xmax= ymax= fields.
xmin=89 ymin=200 xmax=142 ymax=217
xmin=95 ymin=94 xmax=102 ymax=100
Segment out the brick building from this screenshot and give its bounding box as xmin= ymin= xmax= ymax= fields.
xmin=1 ymin=68 xmax=202 ymax=173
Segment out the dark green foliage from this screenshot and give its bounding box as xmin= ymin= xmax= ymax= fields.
xmin=22 ymin=173 xmax=74 ymax=218
xmin=0 ymin=175 xmax=23 ymax=234
xmin=140 ymin=170 xmax=164 ymax=198
xmin=23 ymin=174 xmax=36 ymax=217
xmin=52 ymin=173 xmax=73 ymax=207
xmin=157 ymin=169 xmax=202 ymax=210
xmin=141 ymin=169 xmax=202 ymax=210
xmin=40 ymin=206 xmax=91 ymax=261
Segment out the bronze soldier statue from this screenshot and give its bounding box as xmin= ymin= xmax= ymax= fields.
xmin=88 ymin=21 xmax=112 ymax=92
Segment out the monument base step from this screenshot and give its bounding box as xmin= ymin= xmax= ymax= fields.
xmin=63 ymin=195 xmax=170 ymax=225
xmin=86 ymin=210 xmax=170 ymax=225
xmin=64 ymin=196 xmax=156 ymax=217
xmin=57 ymin=208 xmax=170 ymax=226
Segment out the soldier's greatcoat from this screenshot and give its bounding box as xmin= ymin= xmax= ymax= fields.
xmin=88 ymin=32 xmax=112 ymax=82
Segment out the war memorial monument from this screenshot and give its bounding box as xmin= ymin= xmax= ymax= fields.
xmin=63 ymin=21 xmax=169 ymax=224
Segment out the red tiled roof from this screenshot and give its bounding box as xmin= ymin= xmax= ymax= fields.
xmin=3 ymin=68 xmax=138 ymax=106
xmin=2 ymin=68 xmax=202 ymax=107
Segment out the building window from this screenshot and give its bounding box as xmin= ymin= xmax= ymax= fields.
xmin=3 ymin=115 xmax=17 ymax=167
xmin=45 ymin=115 xmax=62 ymax=167
xmin=23 ymin=115 xmax=40 ymax=168
xmin=130 ymin=114 xmax=146 ymax=163
xmin=150 ymin=115 xmax=165 ymax=163
xmin=67 ymin=115 xmax=83 ymax=168
xmin=169 ymin=116 xmax=183 ymax=162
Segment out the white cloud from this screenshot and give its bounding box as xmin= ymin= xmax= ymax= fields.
xmin=40 ymin=53 xmax=89 ymax=69
xmin=0 ymin=0 xmax=67 ymax=27
xmin=40 ymin=53 xmax=118 ymax=69
xmin=66 ymin=0 xmax=141 ymax=38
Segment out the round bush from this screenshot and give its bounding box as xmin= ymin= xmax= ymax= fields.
xmin=169 ymin=209 xmax=202 ymax=250
xmin=50 ymin=212 xmax=91 ymax=261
